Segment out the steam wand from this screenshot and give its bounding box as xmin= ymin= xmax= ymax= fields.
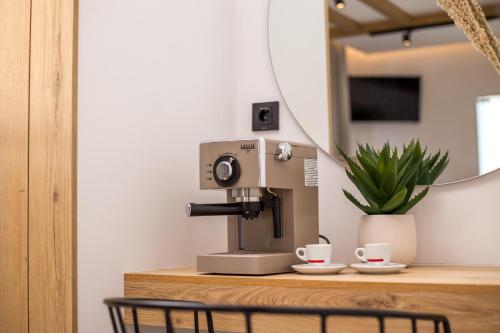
xmin=264 ymin=189 xmax=281 ymax=239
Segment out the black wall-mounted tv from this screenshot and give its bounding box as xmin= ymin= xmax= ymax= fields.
xmin=349 ymin=76 xmax=420 ymax=121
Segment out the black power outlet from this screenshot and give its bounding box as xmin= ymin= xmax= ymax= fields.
xmin=252 ymin=101 xmax=279 ymax=131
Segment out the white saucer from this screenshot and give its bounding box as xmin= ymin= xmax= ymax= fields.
xmin=292 ymin=263 xmax=346 ymax=275
xmin=350 ymin=263 xmax=406 ymax=274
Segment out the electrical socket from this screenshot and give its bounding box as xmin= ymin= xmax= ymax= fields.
xmin=252 ymin=101 xmax=279 ymax=131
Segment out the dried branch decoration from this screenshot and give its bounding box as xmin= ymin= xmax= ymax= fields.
xmin=437 ymin=0 xmax=500 ymax=75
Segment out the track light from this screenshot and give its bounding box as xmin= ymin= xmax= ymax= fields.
xmin=402 ymin=30 xmax=412 ymax=47
xmin=335 ymin=0 xmax=345 ymax=10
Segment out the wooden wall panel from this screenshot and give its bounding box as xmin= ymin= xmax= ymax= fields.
xmin=0 ymin=0 xmax=31 ymax=332
xmin=28 ymin=0 xmax=78 ymax=332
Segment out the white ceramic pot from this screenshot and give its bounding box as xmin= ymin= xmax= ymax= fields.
xmin=358 ymin=215 xmax=417 ymax=265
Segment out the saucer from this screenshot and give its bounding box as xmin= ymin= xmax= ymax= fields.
xmin=292 ymin=263 xmax=346 ymax=275
xmin=350 ymin=263 xmax=406 ymax=274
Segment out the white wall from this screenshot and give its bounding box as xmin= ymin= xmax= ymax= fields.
xmin=235 ymin=0 xmax=500 ymax=266
xmin=79 ymin=1 xmax=500 ymax=332
xmin=78 ymin=1 xmax=235 ymax=332
xmin=340 ymin=43 xmax=500 ymax=183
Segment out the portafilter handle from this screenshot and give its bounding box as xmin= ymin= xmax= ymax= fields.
xmin=185 ymin=203 xmax=243 ymax=216
xmin=186 ymin=200 xmax=280 ymax=237
xmin=186 ymin=202 xmax=263 ymax=219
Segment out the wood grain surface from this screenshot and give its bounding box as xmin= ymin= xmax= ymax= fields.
xmin=28 ymin=0 xmax=78 ymax=332
xmin=125 ymin=266 xmax=500 ymax=333
xmin=0 ymin=0 xmax=31 ymax=332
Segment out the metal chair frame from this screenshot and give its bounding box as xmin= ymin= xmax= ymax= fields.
xmin=104 ymin=297 xmax=452 ymax=333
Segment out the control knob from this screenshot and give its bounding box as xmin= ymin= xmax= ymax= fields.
xmin=213 ymin=155 xmax=240 ymax=186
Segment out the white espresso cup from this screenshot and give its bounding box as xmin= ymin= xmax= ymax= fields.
xmin=295 ymin=244 xmax=332 ymax=265
xmin=355 ymin=243 xmax=391 ymax=266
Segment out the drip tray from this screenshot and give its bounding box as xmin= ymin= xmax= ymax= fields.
xmin=197 ymin=252 xmax=298 ymax=275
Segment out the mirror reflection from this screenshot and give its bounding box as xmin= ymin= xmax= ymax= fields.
xmin=269 ymin=0 xmax=500 ymax=184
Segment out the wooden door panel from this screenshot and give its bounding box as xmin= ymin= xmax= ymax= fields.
xmin=0 ymin=0 xmax=31 ymax=332
xmin=28 ymin=0 xmax=78 ymax=332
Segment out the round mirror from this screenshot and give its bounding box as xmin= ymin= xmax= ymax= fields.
xmin=269 ymin=0 xmax=500 ymax=184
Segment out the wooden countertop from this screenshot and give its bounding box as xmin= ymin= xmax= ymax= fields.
xmin=125 ymin=266 xmax=500 ymax=333
xmin=126 ymin=265 xmax=500 ymax=292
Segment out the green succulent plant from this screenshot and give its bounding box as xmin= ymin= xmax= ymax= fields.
xmin=416 ymin=149 xmax=449 ymax=185
xmin=337 ymin=140 xmax=449 ymax=215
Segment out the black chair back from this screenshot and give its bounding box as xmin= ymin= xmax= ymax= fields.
xmin=104 ymin=297 xmax=452 ymax=333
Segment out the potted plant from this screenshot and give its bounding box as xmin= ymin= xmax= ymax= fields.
xmin=337 ymin=140 xmax=449 ymax=265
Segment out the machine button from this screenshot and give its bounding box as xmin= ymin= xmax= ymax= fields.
xmin=276 ymin=142 xmax=292 ymax=161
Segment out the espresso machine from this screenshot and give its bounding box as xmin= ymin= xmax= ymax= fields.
xmin=186 ymin=138 xmax=319 ymax=275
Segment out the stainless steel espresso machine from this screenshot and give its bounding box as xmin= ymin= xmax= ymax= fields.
xmin=186 ymin=138 xmax=319 ymax=275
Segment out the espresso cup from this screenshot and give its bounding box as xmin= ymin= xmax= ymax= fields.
xmin=295 ymin=244 xmax=332 ymax=265
xmin=354 ymin=243 xmax=391 ymax=266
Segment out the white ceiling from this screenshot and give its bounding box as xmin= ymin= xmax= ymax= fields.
xmin=332 ymin=0 xmax=386 ymax=23
xmin=391 ymin=0 xmax=499 ymax=16
xmin=387 ymin=0 xmax=440 ymax=15
xmin=336 ymin=18 xmax=500 ymax=53
xmin=333 ymin=1 xmax=500 ymax=53
xmin=334 ymin=0 xmax=499 ymax=22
